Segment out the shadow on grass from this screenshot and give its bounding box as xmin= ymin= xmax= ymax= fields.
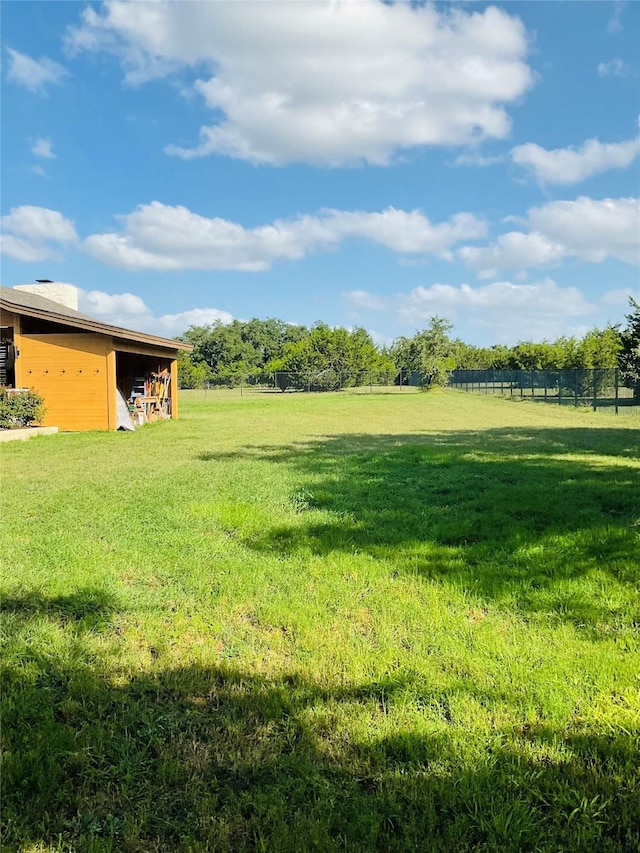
xmin=199 ymin=426 xmax=640 ymax=629
xmin=1 ymin=587 xmax=119 ymax=621
xmin=2 ymin=590 xmax=638 ymax=852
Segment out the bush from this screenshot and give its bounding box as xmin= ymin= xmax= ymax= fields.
xmin=0 ymin=388 xmax=46 ymax=429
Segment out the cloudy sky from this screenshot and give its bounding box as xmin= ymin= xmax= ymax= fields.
xmin=2 ymin=0 xmax=639 ymax=345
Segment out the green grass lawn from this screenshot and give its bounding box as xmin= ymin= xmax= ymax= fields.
xmin=1 ymin=390 xmax=639 ymax=853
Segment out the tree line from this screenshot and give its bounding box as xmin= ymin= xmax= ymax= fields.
xmin=177 ymin=297 xmax=640 ymax=394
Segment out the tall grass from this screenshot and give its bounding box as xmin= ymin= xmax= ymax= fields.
xmin=1 ymin=390 xmax=639 ymax=852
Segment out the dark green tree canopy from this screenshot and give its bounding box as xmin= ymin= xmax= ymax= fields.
xmin=176 ymin=306 xmax=630 ymax=390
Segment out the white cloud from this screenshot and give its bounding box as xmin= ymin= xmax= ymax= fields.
xmin=0 ymin=205 xmax=78 ymax=262
xmin=526 ymin=197 xmax=640 ymax=264
xmin=1 ymin=205 xmax=77 ymax=243
xmin=511 ymin=136 xmax=640 ymax=184
xmin=601 ymin=288 xmax=637 ymax=306
xmin=0 ymin=233 xmax=61 ymax=263
xmin=6 ymin=47 xmax=67 ymax=94
xmin=81 ymin=289 xmax=150 ymax=319
xmin=344 ymin=278 xmax=599 ymax=343
xmin=459 ymin=232 xmax=565 ymax=279
xmin=607 ymin=2 xmax=626 ymax=34
xmin=83 ymin=201 xmax=485 ymax=271
xmin=78 ymin=288 xmax=234 ymax=337
xmin=459 ymin=196 xmax=640 ymax=275
xmin=31 ymin=138 xmax=56 ymax=159
xmin=326 ymin=209 xmax=487 ymax=254
xmin=67 ymin=1 xmax=533 ymax=166
xmin=345 ymin=290 xmax=389 ymax=312
xmin=597 ymin=58 xmax=631 ymax=77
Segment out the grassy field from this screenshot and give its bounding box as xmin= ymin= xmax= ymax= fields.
xmin=1 ymin=389 xmax=639 ymax=853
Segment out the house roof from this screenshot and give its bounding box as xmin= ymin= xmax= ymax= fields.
xmin=0 ymin=286 xmax=192 ymax=352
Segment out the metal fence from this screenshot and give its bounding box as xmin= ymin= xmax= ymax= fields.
xmin=180 ymin=370 xmax=421 ymax=399
xmin=449 ymin=368 xmax=638 ymax=414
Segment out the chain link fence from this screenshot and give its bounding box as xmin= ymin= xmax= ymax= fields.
xmin=180 ymin=368 xmax=639 ymax=414
xmin=449 ymin=368 xmax=638 ymax=414
xmin=179 ymin=369 xmax=424 ymax=399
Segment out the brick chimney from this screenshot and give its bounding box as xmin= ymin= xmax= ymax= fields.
xmin=14 ymin=281 xmax=79 ymax=311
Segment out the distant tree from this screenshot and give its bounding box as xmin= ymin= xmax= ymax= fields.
xmin=391 ymin=316 xmax=456 ymax=387
xmin=178 ymin=318 xmax=310 ymax=386
xmin=574 ymin=325 xmax=621 ymax=369
xmin=452 ymin=342 xmax=511 ymax=370
xmin=179 ymin=321 xmax=259 ymax=384
xmin=508 ymin=341 xmax=564 ymax=370
xmin=450 ymin=341 xmax=483 ymax=369
xmin=267 ymin=323 xmax=394 ymax=390
xmin=241 ymin=318 xmax=308 ymax=368
xmin=619 ymin=297 xmax=640 ymax=398
xmin=176 ymin=351 xmax=211 ymax=389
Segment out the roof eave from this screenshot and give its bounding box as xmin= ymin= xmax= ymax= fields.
xmin=0 ymin=298 xmax=193 ymax=352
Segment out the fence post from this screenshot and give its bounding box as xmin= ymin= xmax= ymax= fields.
xmin=615 ymin=369 xmax=619 ymax=415
xmin=559 ymin=374 xmax=562 ymax=406
xmin=574 ymin=370 xmax=578 ymax=408
xmin=592 ymin=369 xmax=597 ymax=412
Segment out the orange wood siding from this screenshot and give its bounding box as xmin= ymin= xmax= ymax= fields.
xmin=20 ymin=334 xmax=110 ymax=431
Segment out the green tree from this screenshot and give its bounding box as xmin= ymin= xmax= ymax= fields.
xmin=268 ymin=323 xmax=394 ymax=390
xmin=176 ymin=351 xmax=211 ymax=389
xmin=241 ymin=318 xmax=308 ymax=369
xmin=180 ymin=321 xmax=260 ymax=385
xmin=391 ymin=317 xmax=457 ymax=387
xmin=619 ymin=297 xmax=640 ymax=398
xmin=575 ymin=325 xmax=621 ymax=369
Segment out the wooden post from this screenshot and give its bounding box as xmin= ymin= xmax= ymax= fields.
xmin=170 ymin=358 xmax=179 ymax=419
xmin=106 ymin=349 xmax=117 ymax=430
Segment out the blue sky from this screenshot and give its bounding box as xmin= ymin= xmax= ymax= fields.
xmin=2 ymin=0 xmax=639 ymax=346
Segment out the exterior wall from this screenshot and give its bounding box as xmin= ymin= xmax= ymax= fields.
xmin=2 ymin=307 xmax=184 ymax=431
xmin=18 ymin=333 xmax=110 ymax=431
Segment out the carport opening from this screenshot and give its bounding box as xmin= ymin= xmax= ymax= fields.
xmin=116 ymin=351 xmax=174 ymax=423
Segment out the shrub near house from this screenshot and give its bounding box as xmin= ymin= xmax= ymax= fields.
xmin=0 ymin=389 xmax=46 ymax=429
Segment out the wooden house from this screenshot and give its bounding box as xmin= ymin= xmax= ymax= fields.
xmin=0 ymin=285 xmax=192 ymax=431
